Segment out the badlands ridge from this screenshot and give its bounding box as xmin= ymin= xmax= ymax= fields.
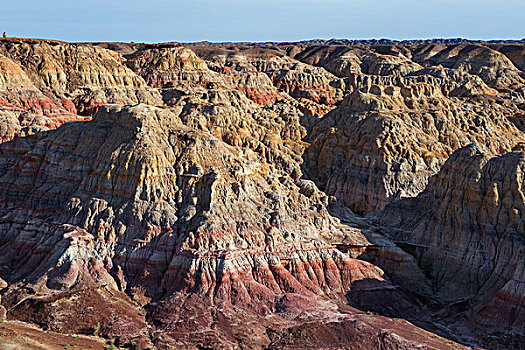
xmin=0 ymin=37 xmax=524 ymax=349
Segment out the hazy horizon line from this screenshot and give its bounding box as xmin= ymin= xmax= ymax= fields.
xmin=3 ymin=36 xmax=524 ymax=45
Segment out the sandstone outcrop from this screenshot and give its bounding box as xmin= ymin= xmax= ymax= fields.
xmin=164 ymin=85 xmax=310 ymax=176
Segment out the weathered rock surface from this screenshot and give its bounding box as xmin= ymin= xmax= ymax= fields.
xmin=125 ymin=46 xmax=287 ymax=107
xmin=0 ymin=52 xmax=87 ymax=142
xmin=235 ymin=54 xmax=344 ymax=105
xmin=304 ymin=81 xmax=523 ymax=214
xmin=187 ymin=46 xmax=345 ymax=106
xmin=0 ymin=39 xmax=162 ymax=115
xmin=125 ymin=46 xmax=226 ymax=89
xmin=412 ymin=43 xmax=525 ymax=91
xmin=1 ymin=39 xmax=525 ymax=349
xmin=371 ymin=144 xmax=525 ymax=345
xmin=0 ymin=104 xmax=466 ymax=349
xmin=0 ymin=38 xmax=162 ymax=143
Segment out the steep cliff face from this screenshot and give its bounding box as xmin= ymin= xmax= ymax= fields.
xmin=108 ymin=43 xmax=524 ymax=216
xmin=0 ymin=104 xmax=465 ymax=349
xmin=371 ymin=144 xmax=525 ymax=343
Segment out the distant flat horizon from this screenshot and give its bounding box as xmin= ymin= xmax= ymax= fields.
xmin=2 ymin=0 xmax=524 ymax=43
xmin=2 ymin=37 xmax=524 ymax=45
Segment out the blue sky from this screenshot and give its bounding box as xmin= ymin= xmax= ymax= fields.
xmin=2 ymin=0 xmax=524 ymax=42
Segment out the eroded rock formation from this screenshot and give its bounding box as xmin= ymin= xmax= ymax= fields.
xmin=0 ymin=39 xmax=162 ymax=143
xmin=0 ymin=38 xmax=524 ymax=349
xmin=0 ymin=104 xmax=469 ymax=349
xmin=304 ymin=81 xmax=522 ymax=214
xmin=371 ymin=144 xmax=525 ymax=346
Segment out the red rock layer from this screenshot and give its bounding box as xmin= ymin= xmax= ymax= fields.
xmin=0 ymin=104 xmax=467 ymax=349
xmin=0 ymin=39 xmax=163 ymax=143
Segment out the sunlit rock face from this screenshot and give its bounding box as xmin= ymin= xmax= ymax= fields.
xmin=0 ymin=104 xmax=464 ymax=349
xmin=0 ymin=38 xmax=524 ymax=349
xmin=304 ymin=82 xmax=522 ymax=215
xmin=0 ymin=39 xmax=163 ymax=144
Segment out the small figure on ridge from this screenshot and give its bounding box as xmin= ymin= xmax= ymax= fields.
xmin=2 ymin=32 xmax=6 ymax=38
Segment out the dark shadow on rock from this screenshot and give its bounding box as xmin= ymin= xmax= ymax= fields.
xmin=345 ymin=277 xmax=426 ymax=320
xmin=345 ymin=277 xmax=479 ymax=348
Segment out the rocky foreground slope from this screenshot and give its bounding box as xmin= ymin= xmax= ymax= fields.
xmin=0 ymin=38 xmax=524 ymax=349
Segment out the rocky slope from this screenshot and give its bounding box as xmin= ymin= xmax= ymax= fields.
xmin=181 ymin=43 xmax=525 ymax=215
xmin=0 ymin=38 xmax=524 ymax=349
xmin=0 ymin=104 xmax=468 ymax=349
xmin=304 ymin=78 xmax=522 ymax=214
xmin=0 ymin=39 xmax=162 ymax=114
xmin=125 ymin=46 xmax=287 ymax=106
xmin=0 ymin=38 xmax=162 ymax=143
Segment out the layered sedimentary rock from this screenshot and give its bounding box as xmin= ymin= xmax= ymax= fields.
xmin=412 ymin=43 xmax=525 ymax=91
xmin=371 ymin=144 xmax=525 ymax=344
xmin=0 ymin=104 xmax=469 ymax=349
xmin=298 ymin=47 xmax=423 ymax=78
xmin=45 ymin=41 xmax=522 ymax=219
xmin=0 ymin=52 xmax=86 ymax=142
xmin=0 ymin=39 xmax=162 ymax=143
xmin=125 ymin=46 xmax=226 ymax=89
xmin=234 ymin=54 xmax=344 ymax=105
xmin=205 ymin=54 xmax=288 ymax=105
xmin=0 ymin=38 xmax=524 ymax=349
xmin=164 ymin=85 xmax=310 ymax=176
xmin=125 ymin=46 xmax=287 ymax=106
xmin=186 ymin=46 xmax=345 ymax=106
xmin=304 ymin=79 xmax=523 ymax=214
xmin=0 ymin=39 xmax=162 ymax=115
